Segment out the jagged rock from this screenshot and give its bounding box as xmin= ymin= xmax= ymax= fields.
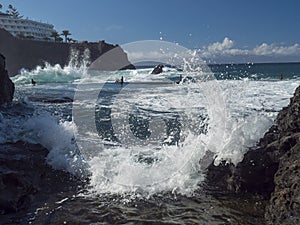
xmin=265 ymin=141 xmax=300 ymax=225
xmin=0 ymin=141 xmax=48 ymax=214
xmin=151 ymin=64 xmax=164 ymax=74
xmin=0 ymin=53 xmax=14 ymax=105
xmin=0 ymin=141 xmax=82 ymax=216
xmin=206 ymin=85 xmax=300 ymax=224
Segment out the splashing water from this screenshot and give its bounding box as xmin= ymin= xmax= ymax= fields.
xmin=11 ymin=48 xmax=90 ymax=85
xmin=3 ymin=42 xmax=300 ymax=200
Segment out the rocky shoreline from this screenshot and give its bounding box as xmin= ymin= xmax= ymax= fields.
xmin=1 ymin=51 xmax=300 ymax=223
xmin=0 ymin=53 xmax=83 ymax=218
xmin=206 ymin=85 xmax=300 ymax=224
xmin=0 ymin=53 xmax=14 ymax=105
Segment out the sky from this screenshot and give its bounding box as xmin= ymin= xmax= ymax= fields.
xmin=1 ymin=0 xmax=300 ymax=63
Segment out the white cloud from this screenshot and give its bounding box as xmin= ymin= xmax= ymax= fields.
xmin=200 ymin=37 xmax=249 ymax=58
xmin=207 ymin=37 xmax=234 ymax=52
xmin=199 ymin=37 xmax=300 ymax=63
xmin=253 ymin=43 xmax=300 ymax=56
xmin=123 ymin=38 xmax=300 ymax=64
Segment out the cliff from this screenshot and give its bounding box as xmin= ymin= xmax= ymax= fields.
xmin=206 ymin=86 xmax=300 ymax=224
xmin=0 ymin=28 xmax=135 ymax=76
xmin=0 ymin=53 xmax=14 ymax=105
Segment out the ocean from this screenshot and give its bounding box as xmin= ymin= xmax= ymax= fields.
xmin=1 ymin=59 xmax=300 ymax=224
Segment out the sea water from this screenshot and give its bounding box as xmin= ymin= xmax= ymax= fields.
xmin=2 ymin=59 xmax=300 ymax=224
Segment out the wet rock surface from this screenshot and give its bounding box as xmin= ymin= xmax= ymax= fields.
xmin=0 ymin=141 xmax=82 ymax=223
xmin=151 ymin=64 xmax=164 ymax=74
xmin=0 ymin=53 xmax=14 ymax=105
xmin=265 ymin=141 xmax=300 ymax=224
xmin=0 ymin=142 xmax=48 ymax=214
xmin=206 ymin=85 xmax=300 ymax=224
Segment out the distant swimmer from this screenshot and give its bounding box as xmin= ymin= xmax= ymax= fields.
xmin=115 ymin=76 xmax=124 ymax=84
xmin=227 ymin=73 xmax=230 ymax=80
xmin=280 ymin=74 xmax=284 ymax=80
xmin=176 ymin=74 xmax=183 ymax=84
xmin=31 ymin=79 xmax=36 ymax=86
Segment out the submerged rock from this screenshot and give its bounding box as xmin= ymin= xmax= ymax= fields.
xmin=205 ymin=85 xmax=300 ymax=224
xmin=0 ymin=53 xmax=14 ymax=105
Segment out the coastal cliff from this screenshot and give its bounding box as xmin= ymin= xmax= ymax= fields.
xmin=0 ymin=28 xmax=134 ymax=76
xmin=206 ymin=85 xmax=300 ymax=224
xmin=0 ymin=53 xmax=14 ymax=105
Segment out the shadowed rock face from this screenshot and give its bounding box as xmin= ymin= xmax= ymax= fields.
xmin=0 ymin=53 xmax=14 ymax=105
xmin=205 ymin=85 xmax=300 ymax=224
xmin=0 ymin=28 xmax=135 ymax=76
xmin=0 ymin=141 xmax=82 ymax=217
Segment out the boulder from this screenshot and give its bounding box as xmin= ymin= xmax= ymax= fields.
xmin=151 ymin=64 xmax=164 ymax=74
xmin=0 ymin=141 xmax=82 ymax=216
xmin=0 ymin=53 xmax=14 ymax=105
xmin=0 ymin=141 xmax=49 ymax=214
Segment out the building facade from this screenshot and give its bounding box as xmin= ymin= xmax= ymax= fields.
xmin=0 ymin=12 xmax=55 ymax=41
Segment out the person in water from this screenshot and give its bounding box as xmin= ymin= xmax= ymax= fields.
xmin=115 ymin=76 xmax=124 ymax=84
xmin=31 ymin=79 xmax=36 ymax=86
xmin=227 ymin=73 xmax=230 ymax=80
xmin=176 ymin=75 xmax=183 ymax=84
xmin=280 ymin=74 xmax=284 ymax=80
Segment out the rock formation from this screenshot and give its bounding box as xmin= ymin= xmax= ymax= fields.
xmin=0 ymin=28 xmax=135 ymax=76
xmin=206 ymin=85 xmax=300 ymax=224
xmin=0 ymin=53 xmax=14 ymax=105
xmin=151 ymin=64 xmax=164 ymax=74
xmin=0 ymin=141 xmax=82 ymax=219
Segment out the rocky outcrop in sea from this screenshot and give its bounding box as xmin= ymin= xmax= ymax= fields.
xmin=206 ymin=85 xmax=300 ymax=224
xmin=0 ymin=53 xmax=14 ymax=105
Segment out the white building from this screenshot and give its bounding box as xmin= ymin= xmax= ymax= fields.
xmin=0 ymin=12 xmax=55 ymax=41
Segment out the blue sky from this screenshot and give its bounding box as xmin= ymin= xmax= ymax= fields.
xmin=1 ymin=0 xmax=300 ymax=63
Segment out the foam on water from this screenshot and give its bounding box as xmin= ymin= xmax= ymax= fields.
xmin=21 ymin=113 xmax=88 ymax=176
xmin=2 ymin=59 xmax=300 ymax=198
xmin=11 ymin=49 xmax=90 ymax=85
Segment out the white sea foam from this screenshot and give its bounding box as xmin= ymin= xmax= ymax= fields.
xmin=21 ymin=114 xmax=88 ymax=176
xmin=2 ymin=61 xmax=299 ymax=197
xmin=12 ymin=49 xmax=90 ymax=85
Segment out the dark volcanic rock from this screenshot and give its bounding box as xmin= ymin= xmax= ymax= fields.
xmin=265 ymin=141 xmax=300 ymax=224
xmin=0 ymin=141 xmax=49 ymax=214
xmin=206 ymin=85 xmax=300 ymax=224
xmin=151 ymin=64 xmax=164 ymax=74
xmin=0 ymin=141 xmax=82 ymax=216
xmin=0 ymin=53 xmax=14 ymax=105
